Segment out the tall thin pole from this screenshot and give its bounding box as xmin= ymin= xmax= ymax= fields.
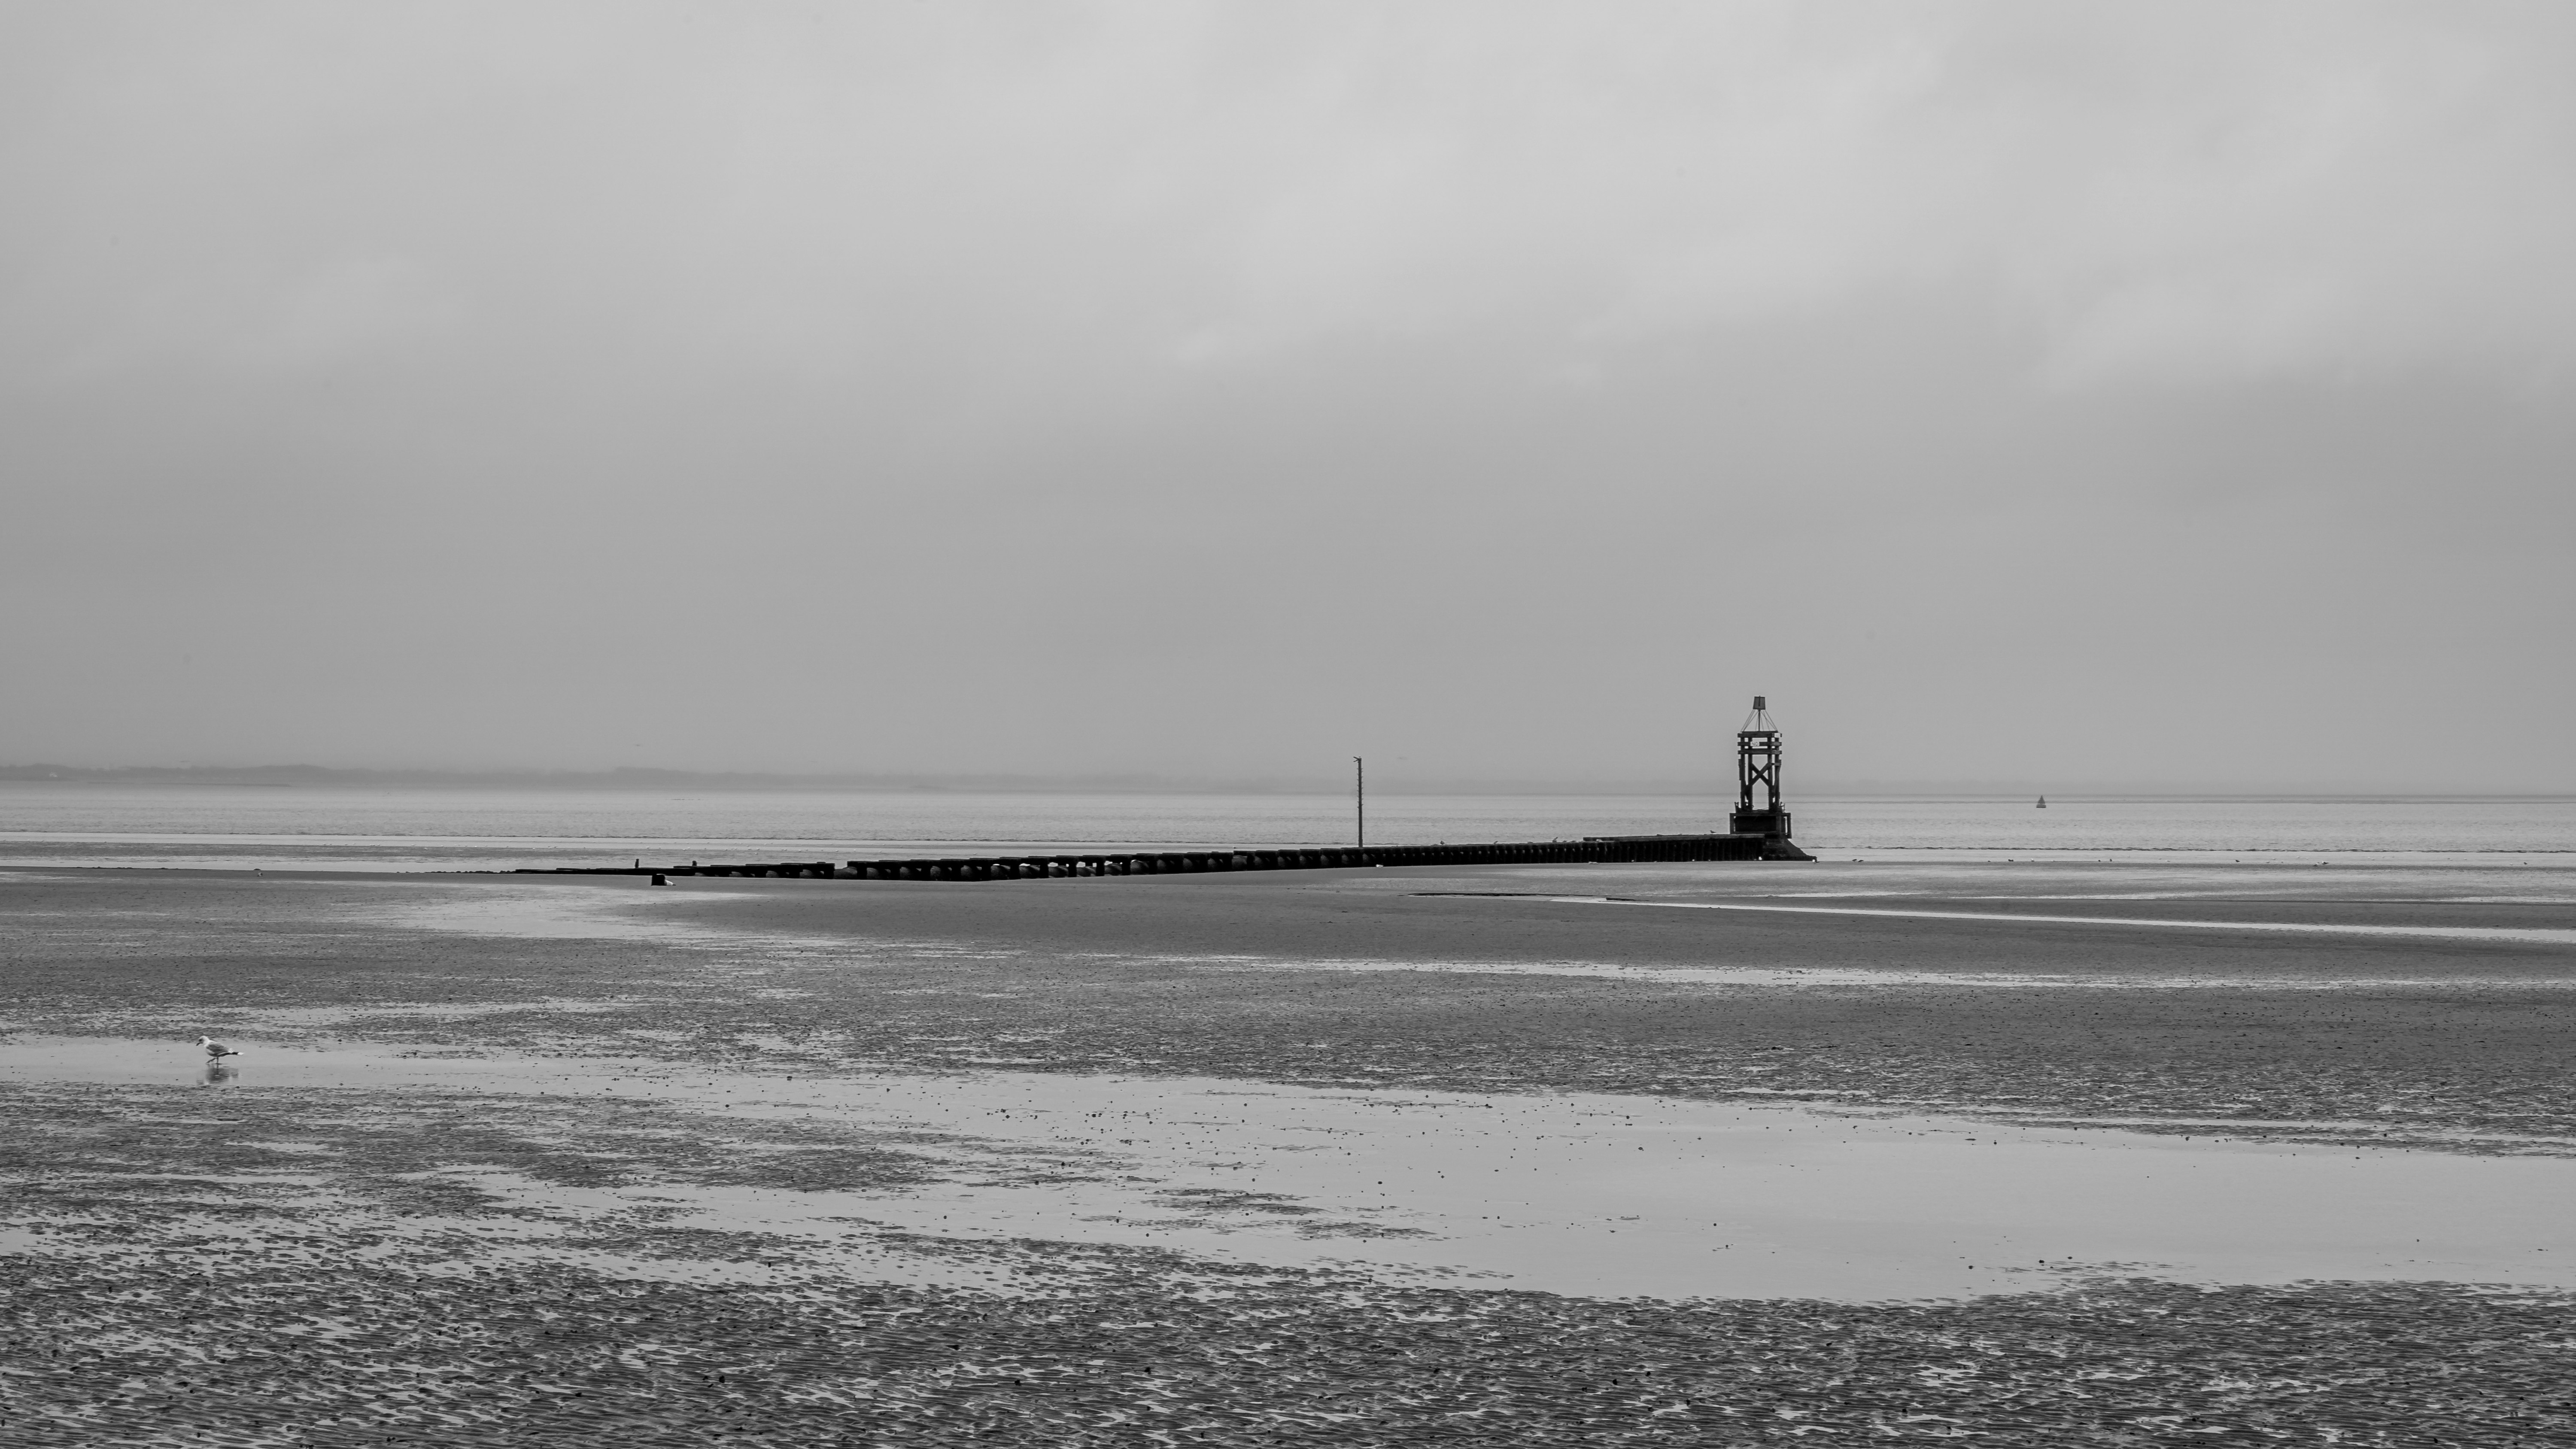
xmin=1354 ymin=756 xmax=1365 ymax=849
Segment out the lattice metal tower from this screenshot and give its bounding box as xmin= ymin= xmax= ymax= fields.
xmin=1731 ymin=696 xmax=1791 ymax=839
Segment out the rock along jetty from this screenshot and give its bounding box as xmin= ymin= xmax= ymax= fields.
xmin=515 ymin=831 xmax=1813 ymax=884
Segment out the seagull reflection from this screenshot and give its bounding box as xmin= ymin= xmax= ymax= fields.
xmin=200 ymin=1062 xmax=238 ymax=1086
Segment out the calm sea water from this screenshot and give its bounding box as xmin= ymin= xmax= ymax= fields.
xmin=1 ymin=784 xmax=2569 ymax=872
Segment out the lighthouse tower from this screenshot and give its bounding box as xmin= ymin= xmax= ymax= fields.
xmin=1730 ymin=696 xmax=1791 ymax=840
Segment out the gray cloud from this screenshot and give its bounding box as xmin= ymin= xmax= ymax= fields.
xmin=4 ymin=2 xmax=2570 ymax=789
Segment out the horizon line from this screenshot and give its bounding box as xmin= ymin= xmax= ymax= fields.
xmin=2 ymin=764 xmax=2569 ymax=801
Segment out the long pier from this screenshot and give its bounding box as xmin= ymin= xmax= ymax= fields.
xmin=513 ymin=831 xmax=1813 ymax=883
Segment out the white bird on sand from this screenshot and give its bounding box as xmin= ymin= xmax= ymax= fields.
xmin=197 ymin=1035 xmax=240 ymax=1062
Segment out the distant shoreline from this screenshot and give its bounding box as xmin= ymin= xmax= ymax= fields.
xmin=3 ymin=769 xmax=2569 ymax=802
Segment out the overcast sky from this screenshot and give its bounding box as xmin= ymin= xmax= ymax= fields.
xmin=4 ymin=2 xmax=2570 ymax=791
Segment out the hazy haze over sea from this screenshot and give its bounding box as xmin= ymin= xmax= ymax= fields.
xmin=1 ymin=783 xmax=2567 ymax=873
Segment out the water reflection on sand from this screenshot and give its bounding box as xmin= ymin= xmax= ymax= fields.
xmin=9 ymin=1033 xmax=2573 ymax=1303
xmin=1545 ymin=893 xmax=2576 ymax=946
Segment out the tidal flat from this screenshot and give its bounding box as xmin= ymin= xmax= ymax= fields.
xmin=5 ymin=860 xmax=2574 ymax=1444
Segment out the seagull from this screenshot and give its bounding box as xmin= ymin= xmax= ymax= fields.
xmin=197 ymin=1036 xmax=240 ymax=1062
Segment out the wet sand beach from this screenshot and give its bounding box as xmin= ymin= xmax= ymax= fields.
xmin=6 ymin=859 xmax=2575 ymax=1443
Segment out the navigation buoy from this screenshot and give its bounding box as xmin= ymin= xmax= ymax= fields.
xmin=2037 ymin=795 xmax=2047 ymax=808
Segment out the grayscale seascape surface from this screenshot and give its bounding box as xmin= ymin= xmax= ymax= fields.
xmin=7 ymin=789 xmax=2576 ymax=1443
xmin=9 ymin=2 xmax=2576 ymax=1443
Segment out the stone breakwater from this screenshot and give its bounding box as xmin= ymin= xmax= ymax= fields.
xmin=516 ymin=832 xmax=1811 ymax=883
